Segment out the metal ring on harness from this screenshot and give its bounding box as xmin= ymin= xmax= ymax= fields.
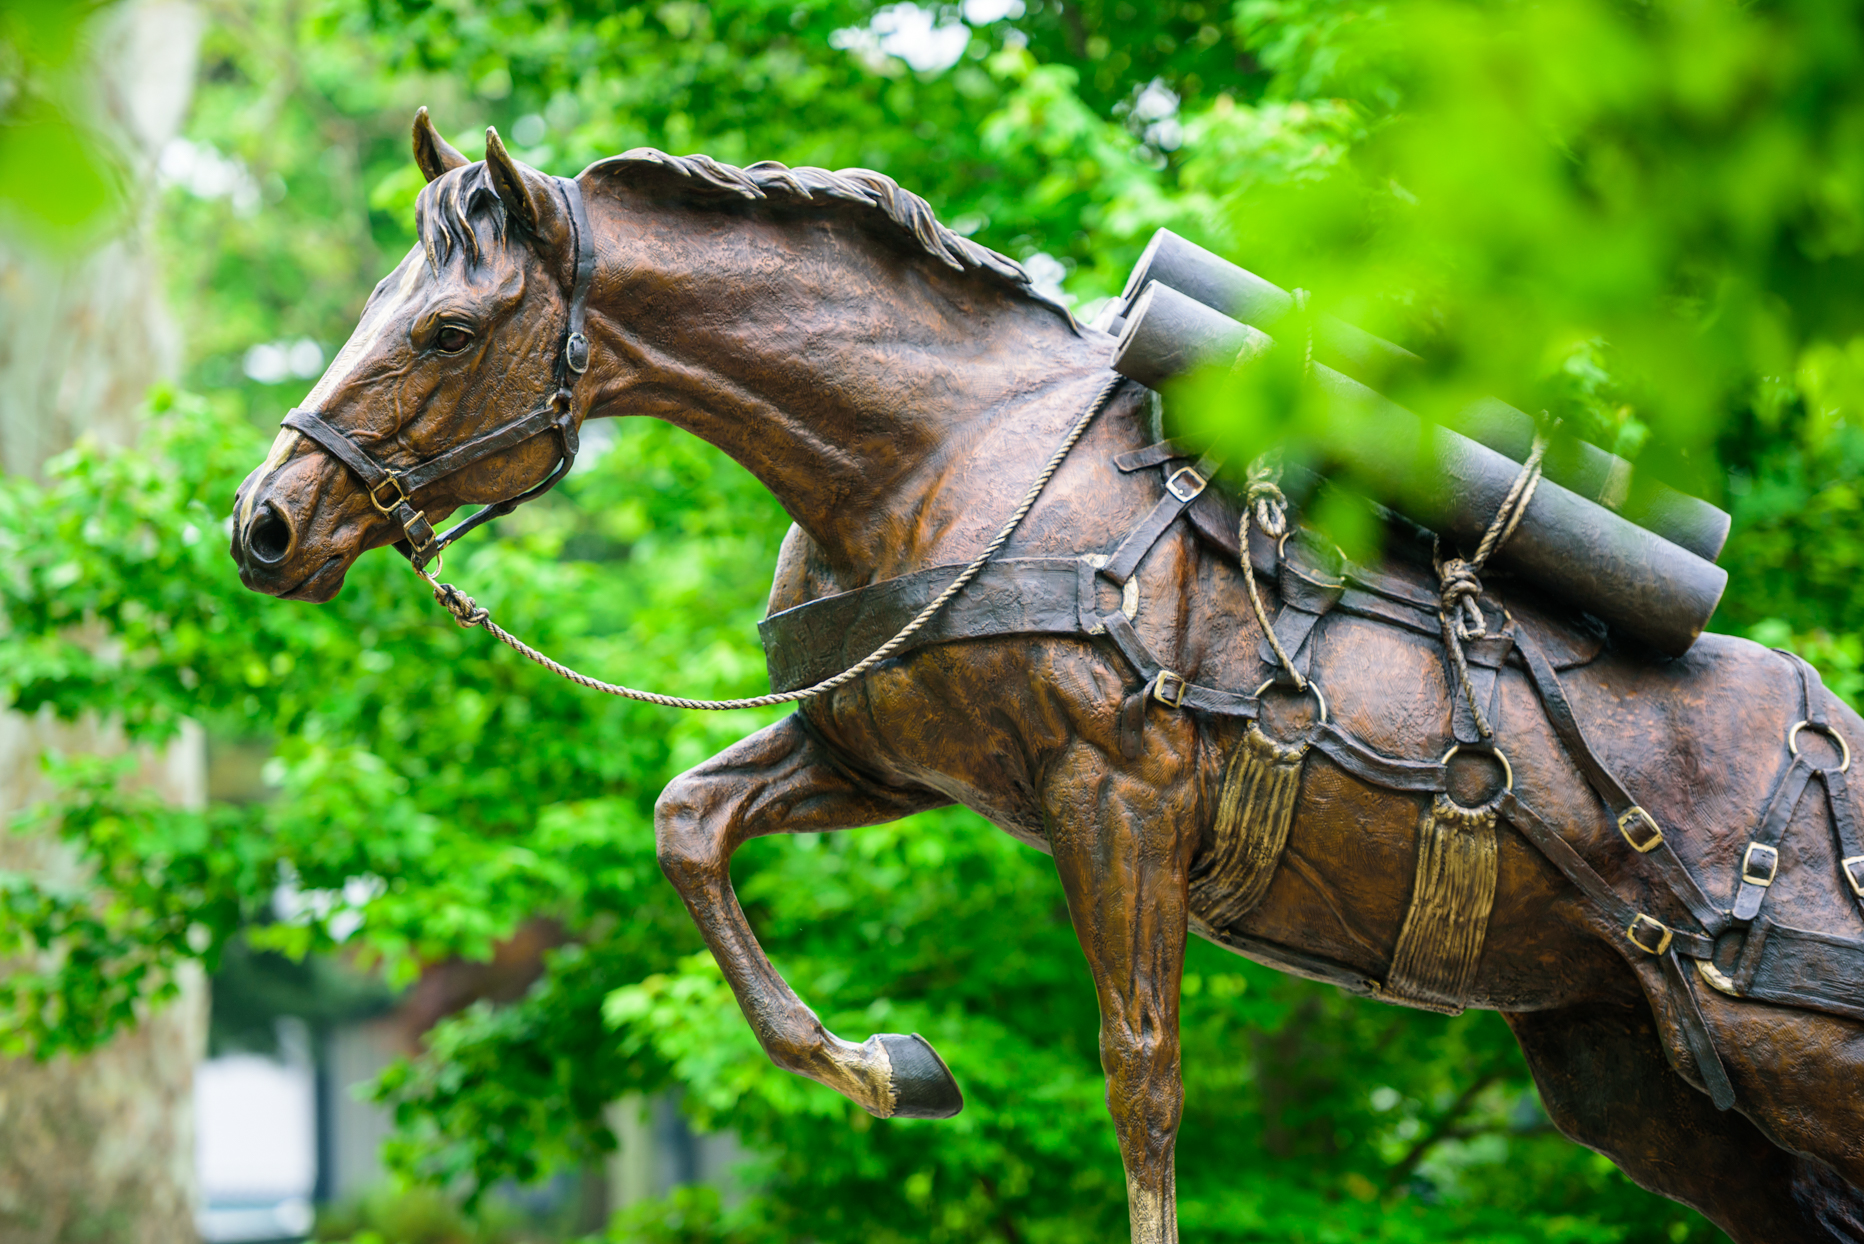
xmin=1439 ymin=743 xmax=1514 ymax=813
xmin=1275 ymin=530 xmax=1347 ymax=589
xmin=1441 ymin=744 xmax=1514 ymax=790
xmin=1254 ymin=677 xmax=1327 ymax=726
xmin=1789 ymin=720 xmax=1852 ymax=772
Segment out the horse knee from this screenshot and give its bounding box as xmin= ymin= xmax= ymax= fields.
xmin=1100 ymin=1029 xmax=1183 ymax=1125
xmin=654 ymin=778 xmax=725 ymax=889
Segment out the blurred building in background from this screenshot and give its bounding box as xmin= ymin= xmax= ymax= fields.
xmin=195 ymin=925 xmax=747 ymax=1243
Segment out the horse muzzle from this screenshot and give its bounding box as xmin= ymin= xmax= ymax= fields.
xmin=229 ymin=466 xmax=351 ymax=602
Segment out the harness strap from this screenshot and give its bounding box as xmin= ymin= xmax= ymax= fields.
xmin=1514 ymin=631 xmax=1726 ymax=935
xmin=1731 ymin=758 xmax=1816 ymax=921
xmin=1500 ymin=791 xmax=1733 ymax=1107
xmin=1100 ymin=451 xmax=1224 ymax=586
xmin=1258 ymin=561 xmax=1342 ymax=679
xmin=1313 ymin=724 xmax=1446 ymax=791
xmin=1099 ymin=610 xmax=1261 ymax=758
xmin=1731 ymin=652 xmax=1860 ymax=923
xmin=1823 ymin=765 xmax=1864 ymax=917
xmin=1113 ymin=440 xmax=1200 ymax=472
xmin=283 ymin=175 xmax=597 ymax=570
xmin=281 ymin=408 xmax=440 ymax=555
xmin=1499 ymin=792 xmax=1715 ymax=960
xmin=1661 ymin=948 xmax=1739 ymax=1110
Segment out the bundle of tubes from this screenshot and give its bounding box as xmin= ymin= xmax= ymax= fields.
xmin=1104 ymin=230 xmax=1728 ymax=657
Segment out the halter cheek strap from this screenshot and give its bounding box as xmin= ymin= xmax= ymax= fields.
xmin=281 ymin=173 xmax=598 ymax=571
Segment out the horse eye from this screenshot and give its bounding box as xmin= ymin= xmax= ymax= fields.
xmin=434 ymin=325 xmax=473 ymax=354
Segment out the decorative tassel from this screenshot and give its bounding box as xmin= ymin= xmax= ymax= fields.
xmin=1190 ymin=724 xmax=1308 ymax=927
xmin=1382 ymin=795 xmax=1500 ymax=1015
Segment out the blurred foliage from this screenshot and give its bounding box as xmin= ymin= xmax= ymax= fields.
xmin=0 ymin=0 xmax=124 ymax=246
xmin=13 ymin=0 xmax=1864 ymax=1240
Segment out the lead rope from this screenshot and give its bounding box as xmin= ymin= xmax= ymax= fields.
xmin=412 ymin=376 xmax=1127 ymax=711
xmin=1435 ymin=427 xmax=1550 ymax=738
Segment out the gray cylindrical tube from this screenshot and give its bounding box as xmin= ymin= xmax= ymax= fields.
xmin=1121 ymin=229 xmax=1419 ymax=388
xmin=1121 ymin=234 xmax=1732 ymax=563
xmin=1112 ymin=283 xmax=1726 ymax=656
xmin=1450 ymin=399 xmax=1730 ymax=563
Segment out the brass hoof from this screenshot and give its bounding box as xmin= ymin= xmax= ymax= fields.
xmin=880 ymin=1033 xmax=964 ymax=1119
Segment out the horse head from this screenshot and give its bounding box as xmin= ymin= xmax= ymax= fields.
xmin=230 ymin=109 xmax=594 ymax=601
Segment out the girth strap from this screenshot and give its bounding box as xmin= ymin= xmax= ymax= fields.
xmin=280 ymin=174 xmax=598 ymax=570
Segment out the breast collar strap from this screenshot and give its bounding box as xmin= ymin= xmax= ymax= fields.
xmin=281 ymin=173 xmax=598 ymax=571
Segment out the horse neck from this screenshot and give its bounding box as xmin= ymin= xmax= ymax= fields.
xmin=576 ymin=190 xmax=1104 ymax=577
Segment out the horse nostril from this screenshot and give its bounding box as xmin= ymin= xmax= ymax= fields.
xmin=246 ymin=502 xmax=295 ymax=565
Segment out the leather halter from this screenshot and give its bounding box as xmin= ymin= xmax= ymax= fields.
xmin=281 ymin=174 xmax=598 ymax=571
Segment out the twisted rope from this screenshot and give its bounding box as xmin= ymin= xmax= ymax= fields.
xmin=413 ymin=376 xmax=1129 ymax=711
xmin=1238 ymin=452 xmax=1305 ymax=691
xmin=1435 ymin=429 xmax=1550 ymax=738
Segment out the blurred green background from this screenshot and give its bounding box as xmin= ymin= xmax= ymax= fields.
xmin=8 ymin=0 xmax=1864 ymax=1239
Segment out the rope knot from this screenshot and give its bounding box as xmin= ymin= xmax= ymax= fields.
xmin=1437 ymin=556 xmax=1488 ymax=640
xmin=1244 ymin=452 xmax=1288 ymax=539
xmin=433 ymin=582 xmax=489 ymax=628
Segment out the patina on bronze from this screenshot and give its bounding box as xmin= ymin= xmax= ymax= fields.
xmin=230 ymin=111 xmax=1864 ymax=1244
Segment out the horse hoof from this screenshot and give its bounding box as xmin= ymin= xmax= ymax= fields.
xmin=881 ymin=1033 xmax=964 ymax=1119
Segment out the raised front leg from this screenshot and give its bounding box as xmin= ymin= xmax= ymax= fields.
xmin=1045 ymin=740 xmax=1197 ymax=1244
xmin=655 ymin=713 xmax=963 ymax=1119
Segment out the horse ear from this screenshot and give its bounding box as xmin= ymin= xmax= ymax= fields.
xmin=483 ymin=126 xmax=545 ymax=233
xmin=411 ymin=107 xmax=468 ymax=182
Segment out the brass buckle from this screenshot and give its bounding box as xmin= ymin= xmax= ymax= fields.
xmin=1625 ymin=913 xmax=1673 ymax=956
xmin=1843 ymin=856 xmax=1864 ymax=899
xmin=1165 ymin=466 xmax=1207 ymax=503
xmin=369 ymin=473 xmax=412 ymax=516
xmin=1741 ymin=841 xmax=1779 ymax=888
xmin=1152 ymin=670 xmax=1188 ymax=708
xmin=1789 ymin=720 xmax=1852 ymax=772
xmin=1617 ymin=806 xmax=1664 ymax=853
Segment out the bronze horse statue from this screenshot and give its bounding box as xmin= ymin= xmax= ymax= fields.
xmin=230 ymin=111 xmax=1864 ymax=1242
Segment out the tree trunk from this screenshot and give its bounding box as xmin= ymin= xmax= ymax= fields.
xmin=0 ymin=3 xmax=208 ymax=1241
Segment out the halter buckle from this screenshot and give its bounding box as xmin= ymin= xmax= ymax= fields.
xmin=566 ymin=331 xmax=590 ymax=374
xmin=368 ymin=473 xmax=412 ymax=516
xmin=1617 ymin=806 xmax=1664 ymax=853
xmin=1152 ymin=670 xmax=1188 ymax=708
xmin=1741 ymin=841 xmax=1779 ymax=888
xmin=1165 ymin=466 xmax=1207 ymax=503
xmin=1844 ymin=856 xmax=1864 ymax=899
xmin=1625 ymin=913 xmax=1673 ymax=956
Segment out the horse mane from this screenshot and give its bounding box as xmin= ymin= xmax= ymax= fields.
xmin=415 ymin=150 xmax=1075 ymax=325
xmin=416 ymin=162 xmax=510 ymax=273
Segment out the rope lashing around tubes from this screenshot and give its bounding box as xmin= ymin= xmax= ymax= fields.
xmin=410 ymin=374 xmax=1129 ymax=712
xmin=1435 ymin=427 xmax=1552 ymax=739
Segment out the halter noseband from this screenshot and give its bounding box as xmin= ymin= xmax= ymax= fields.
xmin=280 ymin=174 xmax=598 ymax=572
